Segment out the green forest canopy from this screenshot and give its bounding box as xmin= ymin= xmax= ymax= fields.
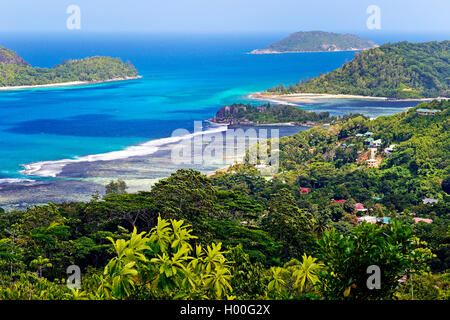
xmin=265 ymin=31 xmax=378 ymax=52
xmin=0 ymin=100 xmax=448 ymax=300
xmin=212 ymin=103 xmax=334 ymax=124
xmin=0 ymin=46 xmax=138 ymax=87
xmin=268 ymin=41 xmax=450 ymax=99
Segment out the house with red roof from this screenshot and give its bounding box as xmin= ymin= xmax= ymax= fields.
xmin=413 ymin=217 xmax=433 ymax=224
xmin=300 ymin=187 xmax=310 ymax=194
xmin=355 ymin=203 xmax=367 ymax=212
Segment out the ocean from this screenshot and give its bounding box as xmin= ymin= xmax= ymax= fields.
xmin=0 ymin=32 xmax=439 ymax=209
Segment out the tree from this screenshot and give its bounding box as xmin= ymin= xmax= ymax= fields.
xmin=263 ymin=189 xmax=315 ymax=259
xmin=105 ymin=179 xmax=128 ymax=195
xmin=226 ymin=244 xmax=265 ymax=299
xmin=442 ymin=176 xmax=450 ymax=194
xmin=81 ymin=217 xmax=234 ymax=300
xmin=30 ymin=256 xmax=52 ymax=279
xmin=395 ymin=272 xmax=450 ymax=300
xmin=308 ymin=162 xmax=336 ymax=188
xmin=150 ymin=169 xmax=217 ymax=235
xmin=316 ymin=221 xmax=433 ymax=300
xmin=266 ymin=254 xmax=324 ymax=299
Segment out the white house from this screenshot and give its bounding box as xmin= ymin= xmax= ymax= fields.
xmin=423 ymin=198 xmax=439 ymax=205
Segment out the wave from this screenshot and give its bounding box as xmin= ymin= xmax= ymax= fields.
xmin=19 ymin=124 xmax=229 ymax=178
xmin=0 ymin=178 xmax=37 ymax=185
xmin=263 ymin=99 xmax=300 ymax=107
xmin=247 ymin=94 xmax=300 ymax=107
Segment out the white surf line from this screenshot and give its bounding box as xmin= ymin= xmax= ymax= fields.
xmin=0 ymin=178 xmax=37 ymax=184
xmin=20 ymin=124 xmax=229 ymax=178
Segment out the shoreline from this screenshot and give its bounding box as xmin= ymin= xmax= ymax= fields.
xmin=248 ymin=47 xmax=377 ymax=55
xmin=0 ymin=75 xmax=142 ymax=91
xmin=2 ymin=121 xmax=297 ymax=209
xmin=19 ymin=124 xmax=230 ymax=178
xmin=211 ymin=120 xmax=321 ymax=128
xmin=249 ymin=92 xmax=448 ymax=104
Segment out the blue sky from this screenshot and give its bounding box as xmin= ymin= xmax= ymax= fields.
xmin=0 ymin=0 xmax=449 ymax=33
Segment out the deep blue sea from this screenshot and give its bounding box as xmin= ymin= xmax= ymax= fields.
xmin=0 ymin=32 xmax=445 ymax=208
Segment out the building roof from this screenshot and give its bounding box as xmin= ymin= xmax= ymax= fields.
xmin=416 ymin=108 xmax=441 ymax=114
xmin=414 ymin=217 xmax=433 ymax=224
xmin=376 ymin=217 xmax=391 ymax=224
xmin=384 ymin=144 xmax=396 ymax=153
xmin=423 ymin=198 xmax=438 ymax=204
xmin=355 ymin=203 xmax=367 ymax=211
xmin=300 ymin=187 xmax=310 ymax=194
xmin=371 ymin=139 xmax=382 ymax=145
xmin=358 ymin=216 xmax=377 ymax=223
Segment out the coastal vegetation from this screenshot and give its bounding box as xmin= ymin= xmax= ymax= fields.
xmin=211 ymin=103 xmax=334 ymax=125
xmin=0 ymin=46 xmax=139 ymax=87
xmin=0 ymin=100 xmax=448 ymax=300
xmin=268 ymin=41 xmax=450 ymax=99
xmin=250 ymin=31 xmax=378 ymax=54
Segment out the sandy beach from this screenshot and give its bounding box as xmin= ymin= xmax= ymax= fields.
xmin=249 ymin=92 xmax=448 ymax=104
xmin=0 ymin=75 xmax=142 ymax=91
xmin=248 ymin=48 xmax=374 ymax=55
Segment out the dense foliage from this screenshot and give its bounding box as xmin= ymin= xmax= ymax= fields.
xmin=0 ymin=46 xmax=138 ymax=87
xmin=261 ymin=31 xmax=377 ymax=52
xmin=212 ymin=103 xmax=334 ymax=125
xmin=0 ymin=100 xmax=448 ymax=300
xmin=268 ymin=41 xmax=450 ymax=98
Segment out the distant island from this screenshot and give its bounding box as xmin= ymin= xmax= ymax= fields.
xmin=266 ymin=41 xmax=450 ymax=99
xmin=0 ymin=46 xmax=140 ymax=89
xmin=210 ymin=103 xmax=334 ymax=126
xmin=250 ymin=31 xmax=378 ymax=54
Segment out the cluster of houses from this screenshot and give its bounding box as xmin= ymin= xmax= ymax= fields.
xmin=357 ymin=214 xmax=433 ymax=225
xmin=352 ymin=131 xmax=385 ymax=168
xmin=364 ymin=138 xmax=382 ymax=149
xmin=328 ymin=196 xmax=437 ymax=225
xmin=362 ymin=133 xmax=382 ymax=168
xmin=357 ymin=216 xmax=391 ymax=224
xmin=339 ymin=131 xmax=396 ymax=168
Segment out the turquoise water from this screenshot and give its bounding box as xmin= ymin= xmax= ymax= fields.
xmin=0 ymin=33 xmax=358 ymax=179
xmin=0 ymin=33 xmax=428 ymax=207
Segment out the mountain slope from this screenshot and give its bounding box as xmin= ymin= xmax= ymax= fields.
xmin=0 ymin=46 xmax=139 ymax=87
xmin=251 ymin=31 xmax=378 ymax=54
xmin=0 ymin=47 xmax=30 ymax=66
xmin=268 ymin=41 xmax=450 ymax=98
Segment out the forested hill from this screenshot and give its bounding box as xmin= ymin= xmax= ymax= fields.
xmin=0 ymin=100 xmax=448 ymax=300
xmin=250 ymin=31 xmax=378 ymax=54
xmin=211 ymin=103 xmax=333 ymax=125
xmin=0 ymin=46 xmax=139 ymax=87
xmin=268 ymin=41 xmax=450 ymax=99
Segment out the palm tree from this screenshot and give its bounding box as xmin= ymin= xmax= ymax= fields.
xmin=30 ymin=256 xmax=52 ymax=278
xmin=292 ymin=254 xmax=324 ymax=293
